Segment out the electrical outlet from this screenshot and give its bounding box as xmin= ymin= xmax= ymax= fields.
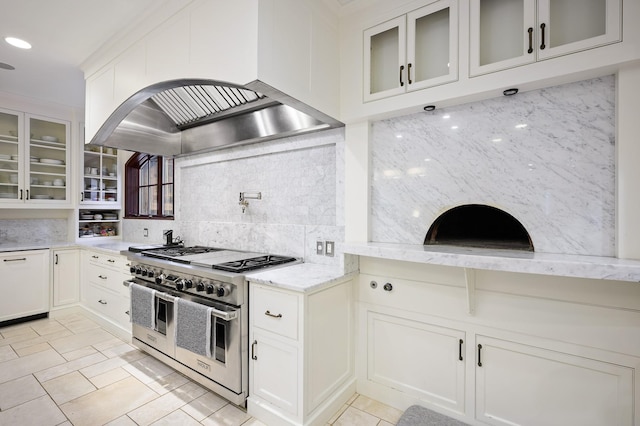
xmin=143 ymin=228 xmax=148 ymax=237
xmin=325 ymin=241 xmax=335 ymax=257
xmin=316 ymin=240 xmax=324 ymax=255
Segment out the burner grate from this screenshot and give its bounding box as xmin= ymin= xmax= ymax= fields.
xmin=212 ymin=255 xmax=297 ymax=273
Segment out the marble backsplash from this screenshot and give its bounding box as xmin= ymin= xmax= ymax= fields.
xmin=123 ymin=128 xmax=355 ymax=271
xmin=0 ymin=219 xmax=68 ymax=244
xmin=370 ymin=76 xmax=616 ymax=257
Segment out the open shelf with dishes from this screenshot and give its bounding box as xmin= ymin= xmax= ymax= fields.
xmin=79 ymin=209 xmax=120 ymax=238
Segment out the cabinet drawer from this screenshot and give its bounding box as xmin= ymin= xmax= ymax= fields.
xmin=85 ymin=251 xmax=130 ymax=273
xmin=85 ymin=263 xmax=130 ymax=297
xmin=252 ymin=285 xmax=299 ymax=340
xmin=84 ymin=283 xmax=130 ymax=329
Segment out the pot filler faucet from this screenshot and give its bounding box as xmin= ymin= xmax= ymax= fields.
xmin=239 ymin=192 xmax=262 ymax=213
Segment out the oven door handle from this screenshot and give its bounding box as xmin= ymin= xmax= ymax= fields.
xmin=124 ymin=280 xmax=238 ymax=321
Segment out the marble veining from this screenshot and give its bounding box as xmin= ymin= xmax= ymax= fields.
xmin=0 ymin=219 xmax=68 ymax=245
xmin=247 ymin=263 xmax=356 ymax=292
xmin=370 ymin=76 xmax=616 ymax=256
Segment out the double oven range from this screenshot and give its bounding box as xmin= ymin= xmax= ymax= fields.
xmin=124 ymin=245 xmax=299 ymax=406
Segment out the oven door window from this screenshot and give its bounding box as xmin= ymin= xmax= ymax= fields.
xmin=212 ymin=318 xmax=228 ymax=363
xmin=156 ymin=298 xmax=172 ymax=335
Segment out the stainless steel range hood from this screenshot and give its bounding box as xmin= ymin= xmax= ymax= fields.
xmin=88 ymin=79 xmax=343 ymax=157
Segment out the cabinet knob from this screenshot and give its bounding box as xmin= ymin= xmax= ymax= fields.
xmin=383 ymin=282 xmax=393 ymax=292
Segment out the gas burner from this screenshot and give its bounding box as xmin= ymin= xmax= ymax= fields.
xmin=142 ymin=246 xmax=222 ymax=263
xmin=212 ymin=255 xmax=297 ymax=273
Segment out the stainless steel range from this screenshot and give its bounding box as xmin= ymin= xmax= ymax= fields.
xmin=124 ymin=245 xmax=299 ymax=406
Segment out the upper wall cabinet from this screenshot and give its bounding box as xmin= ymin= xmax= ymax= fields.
xmin=0 ymin=108 xmax=72 ymax=206
xmin=363 ymin=0 xmax=458 ymax=102
xmin=469 ymin=0 xmax=621 ymax=76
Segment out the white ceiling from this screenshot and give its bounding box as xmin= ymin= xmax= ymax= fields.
xmin=0 ymin=0 xmax=157 ymax=109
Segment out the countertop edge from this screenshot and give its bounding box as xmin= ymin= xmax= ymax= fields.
xmin=247 ymin=263 xmax=357 ymax=293
xmin=344 ymin=242 xmax=640 ymax=282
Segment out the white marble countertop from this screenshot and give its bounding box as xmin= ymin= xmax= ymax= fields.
xmin=344 ymin=242 xmax=640 ymax=282
xmin=0 ymin=240 xmax=136 ymax=255
xmin=247 ymin=263 xmax=356 ymax=293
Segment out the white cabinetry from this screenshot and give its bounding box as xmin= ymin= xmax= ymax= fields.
xmin=357 ymin=258 xmax=639 ymax=424
xmin=83 ymin=0 xmax=340 ymax=144
xmin=80 ymin=249 xmax=131 ymax=334
xmin=470 ymin=0 xmax=621 ymax=76
xmin=0 ymin=108 xmax=71 ymax=206
xmin=0 ymin=250 xmax=49 ymax=322
xmin=475 ymin=335 xmax=633 ymax=426
xmin=363 ymin=0 xmax=458 ymax=102
xmin=248 ymin=279 xmax=354 ymax=426
xmin=52 ymin=249 xmax=80 ymax=308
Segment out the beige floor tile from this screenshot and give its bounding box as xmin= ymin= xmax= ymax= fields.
xmin=333 ymin=406 xmax=381 ymax=426
xmin=328 ymin=403 xmax=349 ymax=424
xmin=42 ymin=370 xmax=97 ymax=405
xmin=127 ymin=381 xmax=207 ymax=425
xmin=101 ymin=342 xmax=139 ymax=358
xmin=0 ymin=328 xmax=39 ymax=347
xmin=104 ymin=415 xmax=138 ymax=426
xmin=144 ymin=370 xmax=191 ymax=395
xmin=31 ymin=320 xmax=69 ymax=336
xmin=0 ymin=374 xmax=46 ymax=410
xmin=93 ymin=337 xmax=126 ymax=352
xmin=379 ymin=421 xmax=395 ymax=426
xmin=242 ymin=419 xmax=269 ymax=426
xmin=59 ymin=316 xmax=101 ymax=333
xmin=352 ymin=394 xmax=403 ymax=424
xmin=13 ymin=341 xmax=52 ymax=357
xmin=48 ymin=328 xmax=115 ymax=354
xmin=346 ymin=392 xmax=359 ymax=405
xmin=151 ymin=409 xmax=202 ymax=425
xmin=0 ymin=348 xmax=65 ymax=384
xmin=61 ymin=345 xmax=99 ymax=361
xmin=79 ymin=355 xmax=129 ymax=378
xmin=201 ymin=403 xmax=251 ymax=426
xmin=0 ymin=394 xmax=66 ymax=426
xmin=34 ymin=351 xmax=107 ymax=382
xmin=122 ymin=354 xmax=177 ymax=384
xmin=0 ymin=322 xmax=37 ymax=338
xmin=181 ymin=392 xmax=228 ymax=422
xmin=60 ymin=376 xmax=158 ymax=426
xmin=0 ymin=345 xmax=17 ymax=362
xmin=89 ymin=366 xmax=132 ymax=388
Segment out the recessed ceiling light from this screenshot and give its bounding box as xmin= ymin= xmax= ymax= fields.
xmin=5 ymin=37 xmax=32 ymax=49
xmin=0 ymin=62 xmax=15 ymax=70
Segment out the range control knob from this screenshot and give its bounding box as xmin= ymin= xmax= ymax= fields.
xmin=135 ymin=266 xmax=142 ymax=275
xmin=176 ymin=279 xmax=186 ymax=291
xmin=147 ymin=270 xmax=155 ymax=278
xmin=141 ymin=268 xmax=148 ymax=277
xmin=184 ymin=279 xmax=193 ymax=289
xmin=196 ymin=282 xmax=205 ymax=292
xmin=155 ymin=274 xmax=166 ymax=285
xmin=206 ymin=284 xmax=214 ymax=294
xmin=129 ymin=266 xmax=136 ymax=274
xmin=216 ymin=285 xmax=230 ymax=297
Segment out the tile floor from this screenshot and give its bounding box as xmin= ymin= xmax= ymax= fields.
xmin=0 ymin=313 xmax=403 ymax=425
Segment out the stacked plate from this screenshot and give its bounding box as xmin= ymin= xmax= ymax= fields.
xmin=0 ymin=193 xmax=14 ymax=199
xmin=80 ymin=214 xmax=94 ymax=220
xmin=103 ymin=213 xmax=118 ymax=220
xmin=0 ymin=154 xmax=11 ymax=160
xmin=41 ymin=136 xmax=59 ymax=142
xmin=40 ymin=158 xmax=64 ymax=165
xmin=31 ymin=194 xmax=52 ymax=199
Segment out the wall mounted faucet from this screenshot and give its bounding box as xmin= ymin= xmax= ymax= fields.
xmin=239 ymin=192 xmax=262 ymax=213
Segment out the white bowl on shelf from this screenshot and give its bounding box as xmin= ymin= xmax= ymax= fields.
xmin=41 ymin=135 xmax=59 ymax=142
xmin=93 ymin=214 xmax=103 ymax=220
xmin=9 ymin=174 xmax=18 ymax=184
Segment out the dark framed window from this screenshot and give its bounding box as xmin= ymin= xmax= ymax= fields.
xmin=124 ymin=153 xmax=174 ymax=219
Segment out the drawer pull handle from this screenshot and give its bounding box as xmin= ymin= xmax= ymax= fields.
xmin=264 ymin=310 xmax=282 ymax=319
xmin=251 ymin=340 xmax=258 ymax=360
xmin=107 ymin=259 xmax=115 ymax=263
xmin=98 ymin=275 xmax=108 ymax=280
xmin=125 ymin=310 xmax=130 ymax=316
xmin=458 ymin=339 xmax=463 ymax=361
xmin=4 ymin=258 xmax=26 ymax=262
xmin=527 ymin=27 xmax=533 ymax=54
xmin=477 ymin=344 xmax=483 ymax=367
xmin=98 ymin=299 xmax=107 ymax=305
xmin=92 ymin=255 xmax=99 ymax=259
xmin=540 ymin=23 xmax=546 ymax=50
xmin=399 ymin=64 xmax=405 ymax=87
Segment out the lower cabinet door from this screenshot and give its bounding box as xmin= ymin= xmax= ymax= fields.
xmin=0 ymin=250 xmax=49 ymax=322
xmin=367 ymin=311 xmax=465 ymax=413
xmin=475 ymin=335 xmax=634 ymax=426
xmin=84 ymin=282 xmax=130 ymax=330
xmin=250 ymin=330 xmax=299 ymax=416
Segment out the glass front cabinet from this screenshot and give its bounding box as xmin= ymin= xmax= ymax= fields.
xmin=469 ymin=0 xmax=621 ymax=76
xmin=82 ymin=145 xmax=119 ymax=205
xmin=363 ymin=0 xmax=458 ymax=102
xmin=0 ymin=108 xmax=71 ymax=205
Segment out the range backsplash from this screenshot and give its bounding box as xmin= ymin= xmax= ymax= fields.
xmin=370 ymin=76 xmax=615 ymax=257
xmin=123 ymin=128 xmax=355 ymax=271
